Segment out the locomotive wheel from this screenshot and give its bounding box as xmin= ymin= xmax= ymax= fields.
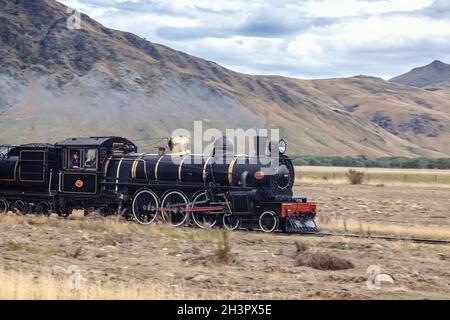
xmin=36 ymin=202 xmax=51 ymax=216
xmin=58 ymin=206 xmax=73 ymax=218
xmin=161 ymin=190 xmax=189 ymax=227
xmin=191 ymin=191 xmax=218 ymax=229
xmin=259 ymin=210 xmax=279 ymax=233
xmin=132 ymin=189 xmax=159 ymax=225
xmin=119 ymin=207 xmax=134 ymax=221
xmin=223 ymin=213 xmax=242 ymax=231
xmin=0 ymin=199 xmax=9 ymax=214
xmin=12 ymin=200 xmax=28 ymax=215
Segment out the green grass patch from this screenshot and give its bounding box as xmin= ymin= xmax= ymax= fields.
xmin=5 ymin=241 xmax=60 ymax=255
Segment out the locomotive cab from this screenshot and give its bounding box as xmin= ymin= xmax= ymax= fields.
xmin=56 ymin=137 xmax=137 ymax=196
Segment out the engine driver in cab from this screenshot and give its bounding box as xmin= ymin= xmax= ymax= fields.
xmin=71 ymin=152 xmax=81 ymax=169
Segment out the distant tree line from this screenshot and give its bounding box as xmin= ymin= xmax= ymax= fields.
xmin=291 ymin=155 xmax=450 ymax=169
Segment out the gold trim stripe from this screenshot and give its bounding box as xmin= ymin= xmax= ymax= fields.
xmin=154 ymin=156 xmax=163 ymax=181
xmin=104 ymin=157 xmax=112 ymax=177
xmin=227 ymin=157 xmax=237 ymax=186
xmin=115 ymin=157 xmax=124 ymax=192
xmin=142 ymin=160 xmax=148 ymax=180
xmin=131 ymin=159 xmax=138 ymax=179
xmin=178 ymin=155 xmax=187 ymax=181
xmin=131 ymin=159 xmax=147 ymax=180
xmin=202 ymin=156 xmax=211 ymax=182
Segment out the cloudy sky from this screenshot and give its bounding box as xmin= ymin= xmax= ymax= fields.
xmin=59 ymin=0 xmax=450 ymax=79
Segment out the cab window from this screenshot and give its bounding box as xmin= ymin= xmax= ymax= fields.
xmin=84 ymin=149 xmax=97 ymax=170
xmin=68 ymin=149 xmax=82 ymax=169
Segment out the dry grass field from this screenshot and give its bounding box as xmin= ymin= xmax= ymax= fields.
xmin=296 ymin=166 xmax=450 ymax=186
xmin=0 ymin=181 xmax=449 ymax=300
xmin=0 ymin=268 xmax=191 ymax=300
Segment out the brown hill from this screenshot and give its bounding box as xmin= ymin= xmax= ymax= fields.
xmin=0 ymin=0 xmax=449 ymax=157
xmin=424 ymin=81 xmax=450 ymax=100
xmin=390 ymin=60 xmax=450 ymax=88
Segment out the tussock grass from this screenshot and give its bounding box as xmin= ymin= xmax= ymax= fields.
xmin=295 ymin=251 xmax=354 ymax=270
xmin=293 ymin=241 xmax=353 ymax=270
xmin=0 ymin=213 xmax=157 ymax=235
xmin=296 ymin=166 xmax=450 ymax=187
xmin=5 ymin=241 xmax=60 ymax=255
xmin=0 ymin=212 xmax=221 ymax=244
xmin=215 ymin=229 xmax=232 ymax=263
xmin=0 ymin=268 xmax=236 ymax=300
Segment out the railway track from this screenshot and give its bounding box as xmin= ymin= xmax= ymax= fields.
xmin=3 ymin=208 xmax=449 ymax=245
xmin=232 ymin=226 xmax=450 ymax=245
xmin=128 ymin=215 xmax=450 ymax=245
xmin=290 ymin=230 xmax=450 ymax=245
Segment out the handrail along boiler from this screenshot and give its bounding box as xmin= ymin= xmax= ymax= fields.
xmin=0 ymin=136 xmax=317 ymax=233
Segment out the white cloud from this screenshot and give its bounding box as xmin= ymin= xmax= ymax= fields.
xmin=58 ymin=0 xmax=450 ymax=79
xmin=301 ymin=0 xmax=433 ymax=17
xmin=59 ymin=0 xmax=118 ymax=18
xmin=289 ymin=15 xmax=450 ymax=53
xmin=100 ymin=12 xmax=200 ymax=32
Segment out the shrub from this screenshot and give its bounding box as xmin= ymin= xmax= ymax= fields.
xmin=346 ymin=169 xmax=364 ymax=185
xmin=295 ymin=251 xmax=354 ymax=270
xmin=215 ymin=229 xmax=232 ymax=263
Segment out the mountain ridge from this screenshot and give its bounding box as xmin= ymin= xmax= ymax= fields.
xmin=0 ymin=0 xmax=449 ymax=157
xmin=390 ymin=60 xmax=450 ymax=88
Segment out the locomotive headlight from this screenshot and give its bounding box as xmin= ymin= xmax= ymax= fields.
xmin=278 ymin=139 xmax=287 ymax=154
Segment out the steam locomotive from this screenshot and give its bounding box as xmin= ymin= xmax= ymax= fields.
xmin=0 ymin=136 xmax=317 ymax=233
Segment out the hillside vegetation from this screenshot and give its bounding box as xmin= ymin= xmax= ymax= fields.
xmin=0 ymin=0 xmax=449 ymax=157
xmin=292 ymin=156 xmax=450 ymax=169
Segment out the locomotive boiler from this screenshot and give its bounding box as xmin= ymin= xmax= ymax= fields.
xmin=0 ymin=136 xmax=318 ymax=233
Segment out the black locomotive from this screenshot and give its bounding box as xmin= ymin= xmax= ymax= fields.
xmin=0 ymin=136 xmax=317 ymax=233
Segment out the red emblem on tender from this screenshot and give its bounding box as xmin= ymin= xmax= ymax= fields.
xmin=254 ymin=171 xmax=265 ymax=180
xmin=75 ymin=180 xmax=84 ymax=188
